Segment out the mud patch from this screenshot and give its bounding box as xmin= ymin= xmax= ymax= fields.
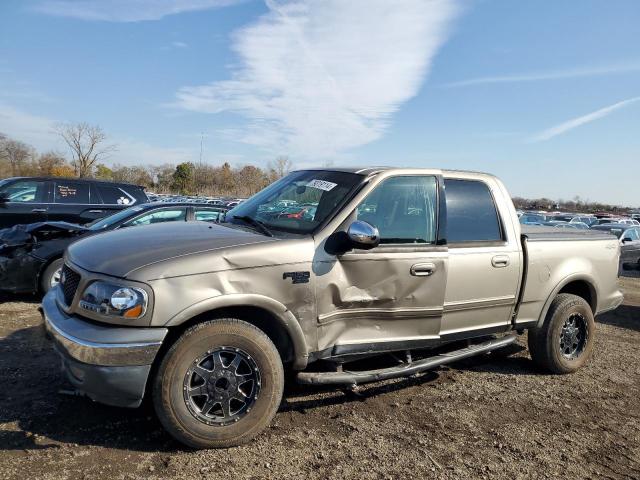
xmin=1 ymin=280 xmax=639 ymax=479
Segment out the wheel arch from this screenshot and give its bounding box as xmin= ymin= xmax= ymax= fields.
xmin=161 ymin=294 xmax=309 ymax=370
xmin=536 ymin=274 xmax=598 ymax=327
xmin=37 ymin=255 xmax=64 ymax=293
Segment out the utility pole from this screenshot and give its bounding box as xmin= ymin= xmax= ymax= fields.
xmin=199 ymin=132 xmax=204 ymax=164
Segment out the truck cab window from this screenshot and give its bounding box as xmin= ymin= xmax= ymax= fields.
xmin=194 ymin=208 xmax=224 ymax=222
xmin=0 ymin=180 xmax=46 ymax=203
xmin=625 ymin=228 xmax=639 ymax=241
xmin=98 ymin=186 xmax=135 ymax=205
xmin=445 ymin=179 xmax=503 ymax=243
xmin=356 ymin=176 xmax=437 ymax=244
xmin=125 ymin=209 xmax=186 ymax=226
xmin=54 ymin=182 xmax=90 ymax=204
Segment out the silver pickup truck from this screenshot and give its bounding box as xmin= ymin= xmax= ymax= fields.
xmin=42 ymin=168 xmax=623 ymax=448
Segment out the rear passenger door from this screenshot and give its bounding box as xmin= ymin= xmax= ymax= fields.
xmin=48 ymin=180 xmax=93 ymax=225
xmin=440 ymin=178 xmax=521 ymax=338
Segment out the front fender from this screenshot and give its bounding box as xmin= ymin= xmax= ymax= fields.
xmin=164 ymin=293 xmax=309 ymax=369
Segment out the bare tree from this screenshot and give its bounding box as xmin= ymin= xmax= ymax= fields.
xmin=268 ymin=156 xmax=292 ymax=179
xmin=56 ymin=122 xmax=116 ymax=178
xmin=0 ymin=138 xmax=32 ymax=176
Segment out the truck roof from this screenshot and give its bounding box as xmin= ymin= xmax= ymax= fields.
xmin=297 ymin=166 xmax=499 ymax=181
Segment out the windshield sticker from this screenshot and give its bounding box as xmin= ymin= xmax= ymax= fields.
xmin=306 ymin=179 xmax=337 ymax=192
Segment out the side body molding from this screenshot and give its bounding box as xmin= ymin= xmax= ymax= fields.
xmin=164 ymin=293 xmax=309 ymax=370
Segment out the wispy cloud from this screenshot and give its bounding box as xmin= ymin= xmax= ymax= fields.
xmin=171 ymin=41 xmax=188 ymax=48
xmin=173 ymin=0 xmax=461 ymax=158
xmin=32 ymin=0 xmax=243 ymax=22
xmin=445 ymin=62 xmax=640 ymax=88
xmin=0 ymin=103 xmax=57 ymax=146
xmin=530 ymin=96 xmax=640 ymax=142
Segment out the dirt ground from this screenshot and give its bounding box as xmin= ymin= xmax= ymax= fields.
xmin=1 ymin=278 xmax=639 ymax=480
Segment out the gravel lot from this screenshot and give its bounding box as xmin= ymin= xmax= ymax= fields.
xmin=1 ymin=276 xmax=639 ymax=480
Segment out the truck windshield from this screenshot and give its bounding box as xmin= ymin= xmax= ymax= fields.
xmin=226 ymin=170 xmax=362 ymax=235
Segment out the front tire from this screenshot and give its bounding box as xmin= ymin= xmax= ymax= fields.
xmin=40 ymin=258 xmax=64 ymax=293
xmin=528 ymin=293 xmax=595 ymax=374
xmin=153 ymin=318 xmax=284 ymax=449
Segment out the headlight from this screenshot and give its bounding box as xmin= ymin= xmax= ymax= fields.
xmin=79 ymin=281 xmax=148 ymax=318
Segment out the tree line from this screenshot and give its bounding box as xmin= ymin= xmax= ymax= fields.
xmin=0 ymin=123 xmax=292 ymax=197
xmin=0 ymin=123 xmax=634 ymax=210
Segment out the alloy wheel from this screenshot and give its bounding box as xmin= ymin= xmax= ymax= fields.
xmin=559 ymin=313 xmax=588 ymax=360
xmin=183 ymin=347 xmax=261 ymax=426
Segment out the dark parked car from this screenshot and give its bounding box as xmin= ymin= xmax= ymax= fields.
xmin=0 ymin=176 xmax=149 ymax=229
xmin=591 ymin=224 xmax=640 ymax=272
xmin=0 ymin=202 xmax=228 ymax=294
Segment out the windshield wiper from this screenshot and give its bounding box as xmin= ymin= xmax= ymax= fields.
xmin=232 ymin=215 xmax=274 ymax=237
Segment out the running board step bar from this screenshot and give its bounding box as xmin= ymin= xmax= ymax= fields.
xmin=296 ymin=334 xmax=518 ymax=386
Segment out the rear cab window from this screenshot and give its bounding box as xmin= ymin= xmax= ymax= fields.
xmin=97 ymin=185 xmax=137 ymax=205
xmin=124 ymin=208 xmax=187 ymax=227
xmin=444 ymin=179 xmax=504 ymax=245
xmin=194 ymin=208 xmax=224 ymax=222
xmin=54 ymin=181 xmax=90 ymax=204
xmin=625 ymin=228 xmax=640 ymax=241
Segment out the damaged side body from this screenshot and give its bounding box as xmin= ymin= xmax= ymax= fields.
xmin=0 ymin=222 xmax=87 ymax=293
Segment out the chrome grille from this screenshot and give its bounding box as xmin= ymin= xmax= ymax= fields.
xmin=60 ymin=264 xmax=81 ymax=305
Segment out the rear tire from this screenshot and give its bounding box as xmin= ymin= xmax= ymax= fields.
xmin=153 ymin=318 xmax=284 ymax=449
xmin=40 ymin=258 xmax=63 ymax=293
xmin=528 ymin=293 xmax=595 ymax=374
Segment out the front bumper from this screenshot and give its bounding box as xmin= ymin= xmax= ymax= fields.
xmin=42 ymin=289 xmax=168 ymax=408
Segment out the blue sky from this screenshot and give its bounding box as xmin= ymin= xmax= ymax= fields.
xmin=0 ymin=0 xmax=638 ymax=205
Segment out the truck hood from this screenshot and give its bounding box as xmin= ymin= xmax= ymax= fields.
xmin=66 ymin=222 xmax=275 ymax=278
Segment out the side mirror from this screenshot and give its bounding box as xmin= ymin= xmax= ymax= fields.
xmin=0 ymin=192 xmax=8 ymax=204
xmin=347 ymin=220 xmax=380 ymax=250
xmin=622 ymin=237 xmax=633 ymax=243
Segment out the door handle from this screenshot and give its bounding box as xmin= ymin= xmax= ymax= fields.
xmin=491 ymin=255 xmax=510 ymax=268
xmin=410 ymin=262 xmax=436 ymax=277
xmin=88 ymin=209 xmax=104 ymax=213
xmin=31 ymin=208 xmax=47 ymax=213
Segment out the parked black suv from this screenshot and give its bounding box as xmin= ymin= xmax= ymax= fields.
xmin=0 ymin=177 xmax=149 ymax=228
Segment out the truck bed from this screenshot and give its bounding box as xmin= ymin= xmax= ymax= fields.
xmin=521 ymin=225 xmax=615 ymax=242
xmin=516 ymin=225 xmax=622 ymax=327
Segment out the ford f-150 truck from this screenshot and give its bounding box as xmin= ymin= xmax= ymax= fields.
xmin=42 ymin=168 xmax=623 ymax=448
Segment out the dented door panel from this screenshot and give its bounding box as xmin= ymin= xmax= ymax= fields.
xmin=313 ymin=248 xmax=448 ymax=351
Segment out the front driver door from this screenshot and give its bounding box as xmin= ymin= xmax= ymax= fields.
xmin=0 ymin=179 xmax=50 ymax=228
xmin=314 ymin=175 xmax=448 ymax=356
